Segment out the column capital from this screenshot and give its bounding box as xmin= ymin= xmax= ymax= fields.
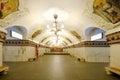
xmin=0 ymin=31 xmax=6 ymax=43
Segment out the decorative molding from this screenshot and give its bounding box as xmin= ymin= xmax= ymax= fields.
xmin=32 ymin=29 xmax=42 ymax=39
xmin=3 ymin=40 xmax=37 ymax=46
xmin=39 ymin=45 xmax=49 ymax=48
xmin=78 ymin=41 xmax=109 ymax=47
xmin=93 ymin=0 xmax=120 ymax=24
xmin=64 ymin=41 xmax=109 ymax=48
xmin=106 ymin=31 xmax=120 ymax=44
xmin=0 ymin=31 xmax=6 ymax=42
xmin=70 ymin=31 xmax=81 ymax=39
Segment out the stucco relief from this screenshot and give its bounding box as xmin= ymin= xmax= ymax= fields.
xmin=70 ymin=31 xmax=81 ymax=39
xmin=18 ymin=46 xmax=26 ymax=54
xmin=32 ymin=30 xmax=42 ymax=39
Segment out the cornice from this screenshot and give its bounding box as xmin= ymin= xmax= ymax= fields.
xmin=64 ymin=41 xmax=109 ymax=48
xmin=3 ymin=40 xmax=37 ymax=46
xmin=106 ymin=31 xmax=120 ymax=44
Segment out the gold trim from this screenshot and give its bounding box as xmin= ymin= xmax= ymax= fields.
xmin=64 ymin=41 xmax=109 ymax=48
xmin=3 ymin=40 xmax=37 ymax=46
xmin=106 ymin=31 xmax=120 ymax=44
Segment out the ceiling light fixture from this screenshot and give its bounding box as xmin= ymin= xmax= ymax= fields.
xmin=47 ymin=14 xmax=64 ymax=35
xmin=47 ymin=14 xmax=64 ymax=46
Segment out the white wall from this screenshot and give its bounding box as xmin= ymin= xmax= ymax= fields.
xmin=64 ymin=47 xmax=110 ymax=62
xmin=3 ymin=46 xmax=36 ymax=61
xmin=27 ymin=46 xmax=36 ymax=59
xmin=110 ymin=44 xmax=120 ymax=69
xmin=106 ymin=27 xmax=120 ymax=69
xmin=85 ymin=47 xmax=109 ymax=62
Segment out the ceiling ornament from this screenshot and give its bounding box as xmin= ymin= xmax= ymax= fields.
xmin=0 ymin=0 xmax=19 ymax=19
xmin=32 ymin=29 xmax=42 ymax=39
xmin=70 ymin=31 xmax=81 ymax=39
xmin=93 ymin=0 xmax=120 ymax=24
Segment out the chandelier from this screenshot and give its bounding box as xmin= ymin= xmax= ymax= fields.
xmin=47 ymin=14 xmax=64 ymax=46
xmin=47 ymin=14 xmax=64 ymax=35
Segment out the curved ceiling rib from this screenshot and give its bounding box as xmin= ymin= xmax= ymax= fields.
xmin=32 ymin=29 xmax=80 ymax=46
xmin=40 ymin=35 xmax=72 ymax=44
xmin=40 ymin=35 xmax=72 ymax=45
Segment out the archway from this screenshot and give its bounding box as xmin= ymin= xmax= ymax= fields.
xmin=85 ymin=27 xmax=106 ymax=41
xmin=6 ymin=26 xmax=27 ymax=39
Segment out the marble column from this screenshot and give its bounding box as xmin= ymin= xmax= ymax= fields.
xmin=0 ymin=28 xmax=6 ymax=66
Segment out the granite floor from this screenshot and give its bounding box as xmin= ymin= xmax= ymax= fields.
xmin=0 ymin=55 xmax=120 ymax=80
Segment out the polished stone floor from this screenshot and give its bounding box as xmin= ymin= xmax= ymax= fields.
xmin=0 ymin=55 xmax=120 ymax=80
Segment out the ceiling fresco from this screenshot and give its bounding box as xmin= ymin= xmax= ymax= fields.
xmin=93 ymin=0 xmax=120 ymax=24
xmin=0 ymin=0 xmax=19 ymax=19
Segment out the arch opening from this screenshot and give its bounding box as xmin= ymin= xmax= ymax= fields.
xmin=85 ymin=27 xmax=106 ymax=41
xmin=6 ymin=26 xmax=28 ymax=40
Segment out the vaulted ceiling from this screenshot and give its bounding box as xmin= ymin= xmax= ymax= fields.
xmin=0 ymin=0 xmax=120 ymax=47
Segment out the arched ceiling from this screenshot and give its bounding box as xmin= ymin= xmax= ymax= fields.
xmin=0 ymin=0 xmax=120 ymax=47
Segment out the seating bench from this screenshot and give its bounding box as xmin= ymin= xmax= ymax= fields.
xmin=0 ymin=66 xmax=9 ymax=75
xmin=105 ymin=67 xmax=120 ymax=75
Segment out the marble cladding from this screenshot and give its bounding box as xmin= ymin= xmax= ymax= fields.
xmin=3 ymin=40 xmax=38 ymax=61
xmin=106 ymin=31 xmax=120 ymax=70
xmin=63 ymin=41 xmax=110 ymax=62
xmin=65 ymin=47 xmax=109 ymax=62
xmin=3 ymin=46 xmax=36 ymax=61
xmin=3 ymin=39 xmax=50 ymax=61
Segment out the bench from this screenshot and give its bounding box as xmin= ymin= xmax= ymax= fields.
xmin=0 ymin=66 xmax=9 ymax=75
xmin=105 ymin=67 xmax=120 ymax=75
